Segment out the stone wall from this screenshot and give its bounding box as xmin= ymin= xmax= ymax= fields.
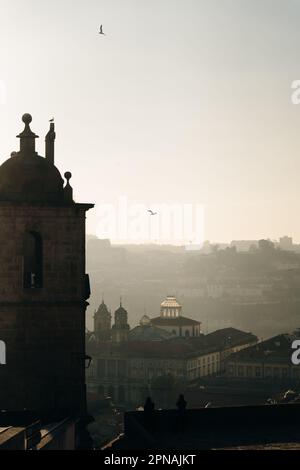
xmin=0 ymin=203 xmax=90 ymax=413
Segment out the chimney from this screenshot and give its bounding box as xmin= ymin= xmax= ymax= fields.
xmin=45 ymin=122 xmax=55 ymax=164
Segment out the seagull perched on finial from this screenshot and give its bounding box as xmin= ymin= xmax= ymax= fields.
xmin=99 ymin=25 xmax=105 ymax=35
xmin=147 ymin=209 xmax=157 ymax=216
xmin=49 ymin=118 xmax=54 ymax=122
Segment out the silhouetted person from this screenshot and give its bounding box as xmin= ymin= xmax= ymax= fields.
xmin=176 ymin=394 xmax=187 ymax=434
xmin=143 ymin=397 xmax=155 ymax=433
xmin=176 ymin=394 xmax=187 ymax=412
xmin=144 ymin=396 xmax=155 ymax=413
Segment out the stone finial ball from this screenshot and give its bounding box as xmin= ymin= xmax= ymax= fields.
xmin=64 ymin=171 xmax=72 ymax=181
xmin=22 ymin=113 xmax=32 ymax=124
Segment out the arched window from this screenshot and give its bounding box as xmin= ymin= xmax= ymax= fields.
xmin=23 ymin=231 xmax=43 ymax=288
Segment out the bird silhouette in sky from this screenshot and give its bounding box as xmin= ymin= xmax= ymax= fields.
xmin=49 ymin=118 xmax=54 ymax=122
xmin=147 ymin=209 xmax=158 ymax=216
xmin=99 ymin=25 xmax=105 ymax=35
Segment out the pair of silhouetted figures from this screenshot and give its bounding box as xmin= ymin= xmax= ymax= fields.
xmin=144 ymin=394 xmax=187 ymax=412
xmin=143 ymin=395 xmax=187 ymax=434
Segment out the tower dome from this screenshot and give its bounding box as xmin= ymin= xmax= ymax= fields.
xmin=0 ymin=114 xmax=70 ymax=204
xmin=95 ymin=299 xmax=110 ymax=316
xmin=140 ymin=315 xmax=151 ymax=326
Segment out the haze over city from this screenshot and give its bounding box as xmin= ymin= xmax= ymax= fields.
xmin=1 ymin=0 xmax=300 ymax=243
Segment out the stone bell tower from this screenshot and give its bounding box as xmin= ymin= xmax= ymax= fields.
xmin=94 ymin=299 xmax=112 ymax=341
xmin=0 ymin=114 xmax=93 ymax=416
xmin=111 ymin=301 xmax=130 ymax=343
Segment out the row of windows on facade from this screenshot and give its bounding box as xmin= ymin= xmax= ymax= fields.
xmin=188 ymin=363 xmax=219 ymax=378
xmin=178 ymin=329 xmax=200 ymax=337
xmin=88 ymin=358 xmax=220 ymax=379
xmin=188 ymin=355 xmax=220 ymax=369
xmin=88 ymin=363 xmax=220 ymax=381
xmin=228 ymin=365 xmax=300 ymax=378
xmin=161 ymin=308 xmax=180 ymax=317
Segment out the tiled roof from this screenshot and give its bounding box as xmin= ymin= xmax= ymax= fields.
xmin=226 ymin=334 xmax=294 ymax=363
xmin=160 ymin=296 xmax=181 ymax=308
xmin=87 ymin=328 xmax=258 ymax=360
xmin=129 ymin=324 xmax=173 ymax=341
xmin=205 ymin=328 xmax=257 ymax=348
xmin=151 ymin=315 xmax=200 ymax=326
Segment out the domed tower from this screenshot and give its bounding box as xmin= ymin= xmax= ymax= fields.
xmin=160 ymin=296 xmax=182 ymax=318
xmin=0 ymin=114 xmax=94 ymax=417
xmin=94 ymin=299 xmax=111 ymax=341
xmin=112 ymin=301 xmax=130 ymax=343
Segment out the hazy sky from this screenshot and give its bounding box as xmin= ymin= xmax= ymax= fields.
xmin=1 ymin=0 xmax=300 ymax=243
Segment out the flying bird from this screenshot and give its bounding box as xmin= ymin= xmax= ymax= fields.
xmin=99 ymin=25 xmax=105 ymax=35
xmin=147 ymin=209 xmax=157 ymax=216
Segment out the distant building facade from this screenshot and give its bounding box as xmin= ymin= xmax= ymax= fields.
xmin=86 ymin=295 xmax=257 ymax=406
xmin=225 ymin=334 xmax=300 ymax=382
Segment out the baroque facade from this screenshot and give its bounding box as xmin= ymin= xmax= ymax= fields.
xmin=86 ymin=296 xmax=257 ymax=406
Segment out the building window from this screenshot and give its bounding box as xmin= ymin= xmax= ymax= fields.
xmin=246 ymin=366 xmax=253 ymax=377
xmin=118 ymin=385 xmax=125 ymax=403
xmin=148 ymin=368 xmax=154 ymax=379
xmin=108 ymin=386 xmax=115 ymax=400
xmin=185 ymin=330 xmax=190 ymax=338
xmin=117 ymin=360 xmax=127 ymax=378
xmin=238 ymin=366 xmax=244 ymax=377
xmin=97 ymin=359 xmax=105 ymax=377
xmin=23 ymin=231 xmax=43 ymax=288
xmin=107 ymin=359 xmax=116 ymax=377
xmin=265 ymin=367 xmax=271 ymax=377
xmin=255 ymin=367 xmax=261 ymax=377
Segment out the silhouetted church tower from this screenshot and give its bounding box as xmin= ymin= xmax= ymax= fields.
xmin=94 ymin=299 xmax=111 ymax=341
xmin=0 ymin=114 xmax=93 ymax=416
xmin=112 ymin=301 xmax=130 ymax=342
